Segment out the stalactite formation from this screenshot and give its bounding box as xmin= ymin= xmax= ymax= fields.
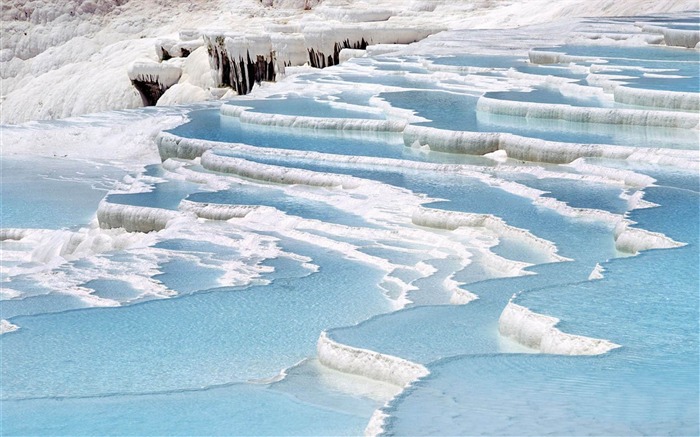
xmin=204 ymin=27 xmax=434 ymax=95
xmin=208 ymin=38 xmax=277 ymax=94
xmin=130 ymin=78 xmax=169 ymax=106
xmin=127 ymin=63 xmax=182 ymax=106
xmin=308 ymin=37 xmax=368 ymax=68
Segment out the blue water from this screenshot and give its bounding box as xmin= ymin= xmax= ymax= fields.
xmin=384 ymin=351 xmax=698 ymax=436
xmin=171 ymin=109 xmax=499 ymax=167
xmin=204 ymin=150 xmax=615 ymax=262
xmin=185 ymin=184 xmax=372 ymax=227
xmin=534 ymin=44 xmax=700 ymax=62
xmin=361 ymin=57 xmax=429 ymax=74
xmin=83 ymin=279 xmax=144 ymax=302
xmin=313 ymin=155 xmax=619 ymax=364
xmin=1 ymin=292 xmax=90 ymax=319
xmin=515 ymin=64 xmax=587 ymax=79
xmin=2 ymin=11 xmax=698 ymax=436
xmin=106 ymin=179 xmax=202 ymax=210
xmin=226 ymin=96 xmax=385 ymax=119
xmin=622 ymin=15 xmax=699 ymax=25
xmin=430 ymin=54 xmax=526 ymax=69
xmin=3 ymin=381 xmax=369 ymax=436
xmin=1 ymin=241 xmax=391 ymax=400
xmin=170 ymin=109 xmax=407 ymax=159
xmin=498 ymin=173 xmax=629 ymax=214
xmin=659 ymin=22 xmax=700 ymax=30
xmin=378 ymin=89 xmax=698 ymax=149
xmin=485 ymin=87 xmax=610 ymax=107
xmin=315 ymin=89 xmax=377 ymax=106
xmin=532 ymin=44 xmax=700 ymax=93
xmin=476 ymin=111 xmax=699 ymax=150
xmin=319 ymin=72 xmax=439 ymax=90
xmin=378 ymin=90 xmax=479 ymax=130
xmin=383 ymin=168 xmax=699 ymax=436
xmin=154 ymin=258 xmax=226 ymax=295
xmin=1 ymin=157 xmax=124 ymax=229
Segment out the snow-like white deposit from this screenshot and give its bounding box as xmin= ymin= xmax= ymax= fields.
xmin=613 ymin=85 xmax=700 ymax=112
xmin=127 ymin=61 xmax=182 ymax=88
xmin=0 ymin=320 xmax=19 ymax=334
xmin=3 ymin=4 xmax=698 ymax=435
xmin=476 ymin=95 xmax=699 ymax=129
xmin=499 ymin=302 xmax=621 ymax=355
xmin=527 ymin=50 xmax=597 ymax=65
xmin=3 ymin=0 xmax=696 ymax=124
xmin=221 ymin=103 xmax=407 ymax=131
xmin=203 ymin=32 xmax=283 ymax=94
xmin=588 ymin=263 xmax=605 ymax=280
xmin=178 ymin=199 xmax=259 ymax=220
xmin=614 ymin=221 xmax=686 ymax=254
xmin=200 ymin=150 xmax=363 ymax=188
xmin=2 ymin=107 xmax=190 ymax=167
xmin=364 ymin=409 xmax=390 ymax=437
xmin=0 ymin=228 xmax=31 ymax=241
xmin=157 ymin=132 xmax=216 ymax=161
xmin=411 ymin=207 xmax=567 ymax=262
xmin=155 ymin=134 xmax=693 ymax=234
xmin=303 ymin=24 xmax=438 ymax=68
xmin=127 ymin=60 xmax=183 ymax=105
xmin=660 ymin=27 xmax=700 ymax=48
xmin=402 ymin=125 xmax=500 ymax=156
xmin=566 ymin=158 xmax=656 ymax=189
xmin=156 ymin=37 xmax=204 ymax=61
xmin=97 ymin=200 xmax=182 ymax=233
xmin=404 ymin=124 xmax=699 ymax=168
xmin=317 ymin=331 xmax=429 ymax=387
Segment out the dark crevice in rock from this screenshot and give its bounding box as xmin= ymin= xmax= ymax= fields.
xmin=131 ymin=79 xmax=168 ymax=106
xmin=158 ymin=48 xmax=172 ymax=61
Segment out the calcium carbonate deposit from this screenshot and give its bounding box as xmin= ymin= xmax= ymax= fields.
xmin=1 ymin=0 xmax=698 ymax=435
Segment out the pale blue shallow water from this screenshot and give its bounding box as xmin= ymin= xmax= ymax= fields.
xmin=382 ymin=168 xmax=699 ymax=436
xmin=185 ymin=185 xmax=373 ymax=227
xmin=485 ymin=87 xmax=611 ymax=107
xmin=1 ymin=292 xmax=90 ymax=319
xmin=377 ymin=90 xmax=698 ymax=149
xmin=105 ymin=164 xmax=203 ymax=210
xmin=533 ymin=44 xmax=700 ymax=93
xmin=660 ymin=22 xmax=700 ymax=29
xmin=356 ymin=57 xmax=429 ymax=74
xmin=498 ymin=174 xmax=630 ymax=214
xmin=228 ymin=96 xmax=386 ymax=119
xmin=319 ymin=72 xmax=439 ymax=90
xmin=3 ymin=380 xmax=369 ymax=436
xmin=2 ymin=13 xmax=698 ymax=436
xmin=620 ymin=15 xmax=699 ymax=25
xmin=515 ymin=64 xmax=587 ymax=79
xmin=1 ymin=157 xmax=124 ymax=229
xmin=1 ymin=235 xmax=393 ymax=435
xmin=317 ymin=157 xmax=619 ymax=363
xmin=476 ymin=111 xmax=699 ymax=150
xmin=171 ymin=109 xmax=408 ymax=159
xmin=0 ymin=240 xmax=391 ymax=400
xmin=534 ymin=44 xmax=700 ymax=62
xmin=205 ymin=148 xmax=615 ymax=262
xmin=430 ymin=54 xmax=526 ymax=69
xmin=206 ymin=146 xmax=622 ymax=368
xmin=83 ymin=279 xmax=144 ymax=302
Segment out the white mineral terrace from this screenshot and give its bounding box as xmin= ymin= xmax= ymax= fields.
xmin=499 ymin=302 xmax=621 ymax=355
